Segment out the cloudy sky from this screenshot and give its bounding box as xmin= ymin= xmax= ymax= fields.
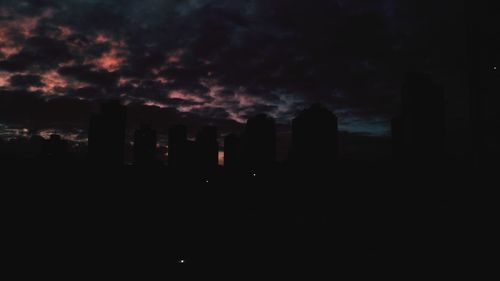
xmin=0 ymin=0 xmax=466 ymax=147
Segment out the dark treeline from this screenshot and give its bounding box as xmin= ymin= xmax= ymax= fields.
xmin=0 ymin=72 xmax=495 ymax=279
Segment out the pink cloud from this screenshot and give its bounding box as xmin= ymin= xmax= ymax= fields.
xmin=155 ymin=76 xmax=170 ymax=84
xmin=95 ymin=33 xmax=110 ymax=44
xmin=166 ymin=49 xmax=185 ymax=64
xmin=0 ymin=71 xmax=13 ymax=87
xmin=144 ymin=100 xmax=168 ymax=108
xmin=0 ymin=25 xmax=23 ymax=58
xmin=118 ymin=77 xmax=135 ymax=87
xmin=0 ymin=10 xmax=52 ymax=58
xmin=27 ymin=70 xmax=67 ymax=95
xmin=27 ymin=70 xmax=89 ymax=95
xmin=94 ymin=48 xmax=126 ymax=72
xmin=178 ymin=104 xmax=204 ymax=112
xmin=86 ymin=34 xmax=128 ymax=72
xmin=199 ymin=82 xmax=258 ymax=123
xmin=169 ymin=90 xmax=206 ymax=103
xmin=57 ymin=26 xmax=74 ymax=39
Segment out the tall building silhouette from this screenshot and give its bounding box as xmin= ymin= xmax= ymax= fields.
xmin=240 ymin=114 xmax=276 ymax=170
xmin=291 ymin=104 xmax=338 ymax=167
xmin=391 ymin=115 xmax=404 ymax=160
xmin=168 ymin=125 xmax=188 ymax=168
xmin=88 ymin=100 xmax=127 ymax=166
xmin=196 ymin=126 xmax=219 ymax=168
xmin=224 ymin=134 xmax=240 ymax=169
xmin=392 ymin=73 xmax=445 ymax=163
xmin=133 ymin=124 xmax=158 ymax=167
xmin=467 ymin=0 xmax=500 ymax=166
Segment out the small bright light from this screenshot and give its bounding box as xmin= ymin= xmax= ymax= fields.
xmin=494 ymin=66 xmax=497 ymax=70
xmin=252 ymin=173 xmax=257 ymax=177
xmin=205 ymin=180 xmax=209 ymax=183
xmin=179 ymin=259 xmax=185 ymax=264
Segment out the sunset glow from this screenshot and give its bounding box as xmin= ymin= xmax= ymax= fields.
xmin=1 ymin=0 xmax=444 ymax=144
xmin=169 ymin=91 xmax=206 ymax=103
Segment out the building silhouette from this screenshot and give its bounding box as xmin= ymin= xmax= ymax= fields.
xmin=224 ymin=134 xmax=240 ymax=169
xmin=392 ymin=73 xmax=445 ymax=163
xmin=168 ymin=125 xmax=188 ymax=168
xmin=290 ymin=104 xmax=338 ymax=167
xmin=186 ymin=140 xmax=197 ymax=168
xmin=195 ymin=126 xmax=219 ymax=169
xmin=467 ymin=0 xmax=500 ymax=166
xmin=133 ymin=124 xmax=158 ymax=167
xmin=240 ymin=114 xmax=276 ymax=171
xmin=391 ymin=115 xmax=404 ymax=160
xmin=28 ymin=135 xmax=45 ymax=159
xmin=88 ymin=100 xmax=127 ymax=167
xmin=40 ymin=134 xmax=69 ymax=164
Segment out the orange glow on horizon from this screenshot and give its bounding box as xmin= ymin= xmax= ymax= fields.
xmin=218 ymin=151 xmax=224 ymax=166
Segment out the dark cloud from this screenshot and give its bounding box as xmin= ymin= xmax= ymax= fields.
xmin=67 ymin=86 xmax=105 ymax=99
xmin=0 ymin=36 xmax=71 ymax=71
xmin=0 ymin=0 xmax=59 ymax=16
xmin=240 ymin=104 xmax=280 ymax=120
xmin=190 ymin=106 xmax=230 ymax=120
xmin=58 ymin=65 xmax=119 ymax=92
xmin=9 ymin=74 xmax=43 ymax=88
xmin=0 ymin=89 xmax=243 ymax=142
xmin=0 ymin=90 xmax=94 ymax=129
xmin=0 ymin=0 xmax=467 ymax=141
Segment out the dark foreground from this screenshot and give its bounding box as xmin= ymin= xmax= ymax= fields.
xmin=1 ymin=162 xmax=495 ymax=280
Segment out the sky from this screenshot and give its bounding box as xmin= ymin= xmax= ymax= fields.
xmin=0 ymin=0 xmax=467 ymax=149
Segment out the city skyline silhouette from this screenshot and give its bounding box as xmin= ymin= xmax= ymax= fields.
xmin=0 ymin=0 xmax=498 ymax=279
